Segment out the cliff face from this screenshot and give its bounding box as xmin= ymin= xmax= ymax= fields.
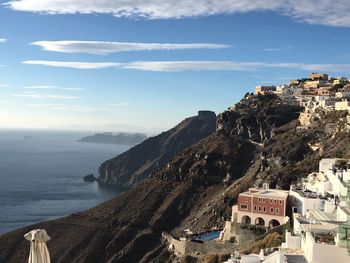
xmin=217 ymin=94 xmax=302 ymax=143
xmin=1 ymin=95 xmax=349 ymax=263
xmin=98 ymin=110 xmax=217 ymax=188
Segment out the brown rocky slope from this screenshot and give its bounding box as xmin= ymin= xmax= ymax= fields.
xmin=1 ymin=95 xmax=349 ymax=263
xmin=98 ymin=110 xmax=217 ymax=188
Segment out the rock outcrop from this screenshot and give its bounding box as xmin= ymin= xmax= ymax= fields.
xmin=83 ymin=174 xmax=97 ymax=182
xmin=98 ymin=111 xmax=217 ymax=188
xmin=1 ymin=95 xmax=349 ymax=263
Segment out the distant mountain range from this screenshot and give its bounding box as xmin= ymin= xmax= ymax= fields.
xmin=78 ymin=132 xmax=148 ymax=145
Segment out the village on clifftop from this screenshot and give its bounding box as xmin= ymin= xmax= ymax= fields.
xmin=165 ymin=73 xmax=350 ymax=263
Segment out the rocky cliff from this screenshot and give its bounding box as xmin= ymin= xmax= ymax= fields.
xmin=98 ymin=110 xmax=217 ymax=188
xmin=1 ymin=95 xmax=349 ymax=263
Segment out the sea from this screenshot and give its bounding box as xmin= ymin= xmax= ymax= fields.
xmin=0 ymin=129 xmax=130 ymax=235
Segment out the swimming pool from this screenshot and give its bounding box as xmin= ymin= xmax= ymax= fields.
xmin=196 ymin=231 xmax=221 ymax=241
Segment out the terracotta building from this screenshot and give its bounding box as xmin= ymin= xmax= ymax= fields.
xmin=255 ymin=85 xmax=276 ymax=95
xmin=232 ymin=184 xmax=289 ymax=228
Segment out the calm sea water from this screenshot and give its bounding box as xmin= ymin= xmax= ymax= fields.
xmin=0 ymin=129 xmax=129 ymax=234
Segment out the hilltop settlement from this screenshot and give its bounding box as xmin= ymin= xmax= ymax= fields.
xmin=0 ymin=73 xmax=350 ymax=263
xmin=160 ymin=73 xmax=350 ymax=263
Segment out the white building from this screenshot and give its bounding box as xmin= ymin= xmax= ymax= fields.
xmin=335 ymin=91 xmax=350 ymax=98
xmin=282 ymin=158 xmax=350 ymax=263
xmin=335 ymin=100 xmax=350 ymax=111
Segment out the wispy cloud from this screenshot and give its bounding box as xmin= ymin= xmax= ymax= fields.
xmin=265 ymin=62 xmax=350 ymax=72
xmin=123 ymin=61 xmax=350 ymax=72
xmin=31 ymin=41 xmax=230 ymax=55
xmin=0 ymin=39 xmax=7 ymax=43
xmin=109 ymin=102 xmax=130 ymax=107
xmin=21 ymin=59 xmax=350 ymax=73
xmin=27 ymin=103 xmax=110 ymax=112
xmin=263 ymin=46 xmax=293 ymax=52
xmin=22 ymin=60 xmax=120 ymax=69
xmin=24 ymin=85 xmax=86 ymax=91
xmin=12 ymin=91 xmax=79 ymax=99
xmin=5 ymin=0 xmax=350 ymax=27
xmin=0 ymin=84 xmax=8 ymax=87
xmin=122 ymin=61 xmax=264 ymax=72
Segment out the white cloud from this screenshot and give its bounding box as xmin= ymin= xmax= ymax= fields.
xmin=31 ymin=41 xmax=230 ymax=55
xmin=5 ymin=0 xmax=350 ymax=27
xmin=25 ymin=85 xmax=86 ymax=91
xmin=121 ymin=61 xmax=350 ymax=72
xmin=21 ymin=59 xmax=350 ymax=73
xmin=265 ymin=62 xmax=350 ymax=72
xmin=264 ymin=46 xmax=293 ymax=52
xmin=27 ymin=103 xmax=110 ymax=112
xmin=120 ymin=61 xmax=350 ymax=73
xmin=0 ymin=39 xmax=6 ymax=43
xmin=12 ymin=91 xmax=79 ymax=99
xmin=22 ymin=60 xmax=120 ymax=69
xmin=0 ymin=84 xmax=8 ymax=87
xmin=109 ymin=102 xmax=130 ymax=107
xmin=122 ymin=61 xmax=263 ymax=72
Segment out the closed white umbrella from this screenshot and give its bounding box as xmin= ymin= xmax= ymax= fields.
xmin=24 ymin=229 xmax=51 ymax=263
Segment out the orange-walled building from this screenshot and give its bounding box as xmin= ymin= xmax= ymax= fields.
xmin=232 ymin=184 xmax=289 ymax=228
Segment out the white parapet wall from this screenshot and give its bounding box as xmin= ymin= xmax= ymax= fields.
xmin=319 ymin=159 xmax=337 ymax=174
xmin=289 ymin=190 xmax=324 ymax=216
xmin=303 ymin=231 xmax=350 ymax=263
xmin=282 ymin=230 xmax=301 ymax=249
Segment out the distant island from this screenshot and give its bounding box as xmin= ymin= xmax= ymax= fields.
xmin=78 ymin=132 xmax=148 ymax=145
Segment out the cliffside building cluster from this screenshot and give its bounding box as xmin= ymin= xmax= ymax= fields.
xmin=254 ymin=73 xmax=350 ymax=132
xmin=167 ymin=75 xmax=350 ymax=262
xmin=215 ymin=158 xmax=350 ymax=263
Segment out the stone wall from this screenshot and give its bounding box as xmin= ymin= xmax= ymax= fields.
xmin=164 ymin=222 xmax=289 ymax=256
xmin=163 ymin=233 xmax=238 ymax=255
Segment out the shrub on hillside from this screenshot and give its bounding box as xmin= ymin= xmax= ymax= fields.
xmin=241 ymin=232 xmax=284 ymax=254
xmin=203 ymin=254 xmax=219 ymax=263
xmin=180 ymin=255 xmax=196 ymax=263
xmin=218 ymin=254 xmax=230 ymax=262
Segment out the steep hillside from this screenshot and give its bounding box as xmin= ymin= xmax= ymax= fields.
xmin=1 ymin=95 xmax=349 ymax=263
xmin=98 ymin=110 xmax=217 ymax=188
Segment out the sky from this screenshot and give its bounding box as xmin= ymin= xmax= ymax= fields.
xmin=1 ymin=0 xmax=350 ymax=132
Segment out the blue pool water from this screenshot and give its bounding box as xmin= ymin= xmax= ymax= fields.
xmin=197 ymin=231 xmax=221 ymax=241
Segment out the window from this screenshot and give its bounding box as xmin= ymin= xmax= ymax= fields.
xmin=274 ymin=199 xmax=277 ymax=204
xmin=258 ymin=198 xmax=262 ymax=203
xmin=262 ymin=198 xmax=266 ymax=203
xmin=244 ymin=198 xmax=248 ymax=202
xmin=270 ymin=207 xmax=274 ymax=213
xmin=276 ymin=208 xmax=280 ymax=214
xmin=269 ymin=199 xmax=273 ymax=204
xmin=254 ymin=205 xmax=257 ymax=211
xmin=279 ymin=200 xmax=283 ymax=205
xmin=258 ymin=206 xmax=262 ymax=212
xmin=263 ymin=207 xmax=266 ymax=212
xmin=240 ymin=204 xmax=248 ymax=210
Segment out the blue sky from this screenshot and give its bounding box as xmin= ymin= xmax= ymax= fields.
xmin=1 ymin=0 xmax=350 ymax=132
